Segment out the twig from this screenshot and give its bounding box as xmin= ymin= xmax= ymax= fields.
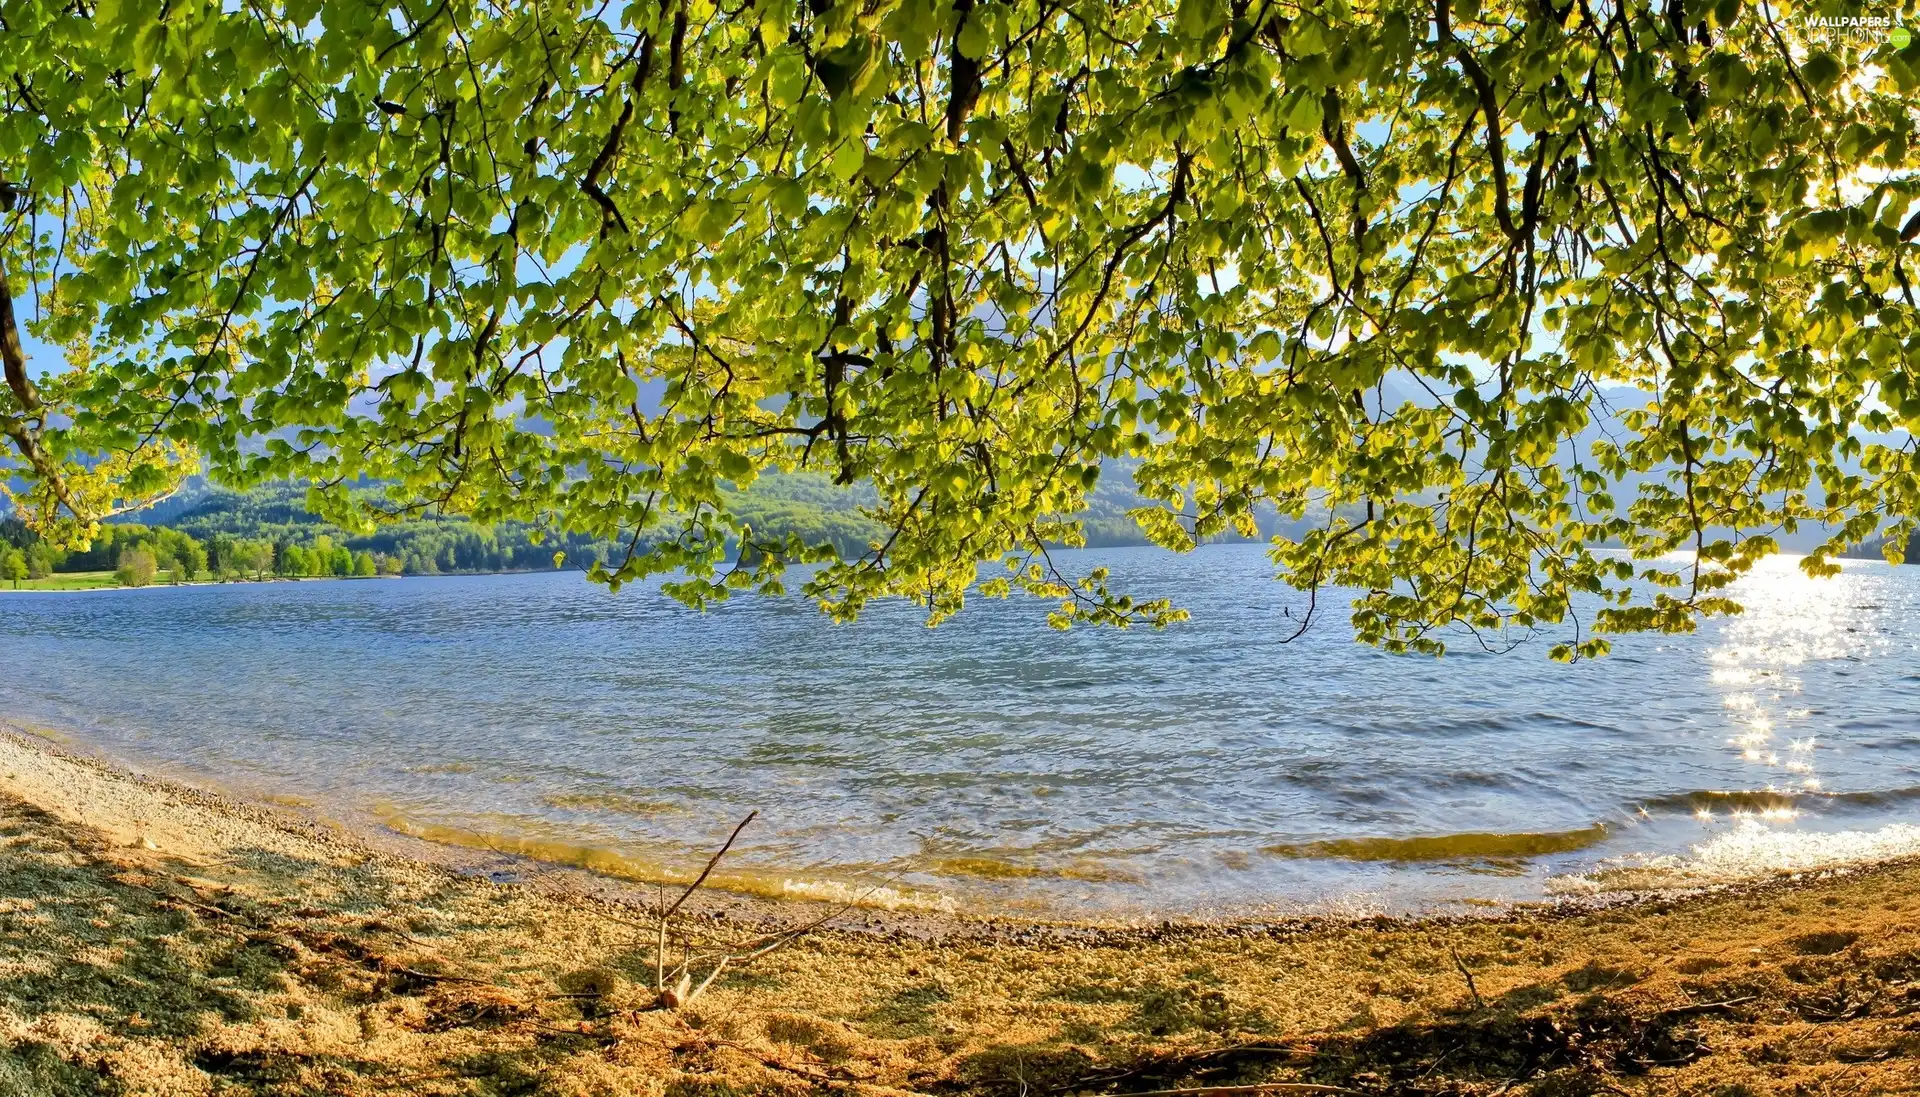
xmin=1652 ymin=995 xmax=1755 ymax=1018
xmin=366 ymin=919 xmax=436 ymax=948
xmin=660 ymin=811 xmax=758 ymax=922
xmin=166 ymin=895 xmax=245 ymax=921
xmin=710 ymin=1037 xmax=877 ymax=1085
xmin=526 ymin=1020 xmax=603 ymax=1037
xmin=642 ymin=815 xmax=903 ymax=1009
xmin=1063 ymin=1045 xmax=1314 ymax=1092
xmin=656 ymin=811 xmax=756 ymax=993
xmin=1104 ymin=1084 xmax=1362 ymax=1097
xmin=1448 ymin=944 xmax=1485 ymax=1010
xmin=387 ymin=964 xmax=494 ymax=987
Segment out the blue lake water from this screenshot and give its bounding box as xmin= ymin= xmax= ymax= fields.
xmin=4 ymin=545 xmax=1917 ymax=917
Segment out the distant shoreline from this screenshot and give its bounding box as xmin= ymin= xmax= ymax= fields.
xmin=0 ymin=573 xmax=397 ymax=593
xmin=0 ymin=568 xmax=581 ymax=594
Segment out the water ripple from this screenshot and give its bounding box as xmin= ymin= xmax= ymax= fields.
xmin=3 ymin=547 xmax=1917 ymax=915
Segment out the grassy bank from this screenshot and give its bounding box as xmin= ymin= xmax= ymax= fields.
xmin=0 ymin=573 xmax=400 ymax=593
xmin=0 ymin=730 xmax=1915 ymax=1096
xmin=3 ymin=570 xmax=122 ymax=591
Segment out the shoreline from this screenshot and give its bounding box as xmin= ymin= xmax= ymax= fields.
xmin=0 ymin=570 xmax=574 ymax=594
xmin=7 ymin=719 xmax=1917 ymax=941
xmin=2 ymin=726 xmax=1918 ymax=1094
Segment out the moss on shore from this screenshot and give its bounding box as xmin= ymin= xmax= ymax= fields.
xmin=1 ymin=732 xmax=1917 ymax=1096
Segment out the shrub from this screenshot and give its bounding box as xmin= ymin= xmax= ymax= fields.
xmin=115 ymin=547 xmax=158 ymax=588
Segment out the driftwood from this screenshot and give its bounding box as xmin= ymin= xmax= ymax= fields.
xmin=643 ymin=810 xmax=876 ymax=1009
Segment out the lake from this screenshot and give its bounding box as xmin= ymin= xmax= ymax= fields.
xmin=4 ymin=545 xmax=1917 ymax=917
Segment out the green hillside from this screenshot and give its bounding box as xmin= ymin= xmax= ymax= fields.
xmin=1 ymin=466 xmax=1321 ymax=589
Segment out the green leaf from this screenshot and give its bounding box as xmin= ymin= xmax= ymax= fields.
xmin=957 ymin=7 xmax=992 ymax=60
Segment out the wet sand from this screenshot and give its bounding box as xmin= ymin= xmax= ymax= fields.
xmin=1 ymin=725 xmax=1916 ymax=1095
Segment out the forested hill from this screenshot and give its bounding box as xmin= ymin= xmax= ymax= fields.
xmin=71 ymin=449 xmax=1919 ymax=582
xmin=128 ymin=473 xmax=891 ymax=578
xmin=2 ymin=466 xmax=1907 ymax=589
xmin=137 ymin=466 xmax=1286 ymax=571
xmin=143 ymin=483 xmax=606 ymax=577
xmin=0 ymin=467 xmax=1300 ymax=587
xmin=0 ymin=474 xmax=871 ymax=583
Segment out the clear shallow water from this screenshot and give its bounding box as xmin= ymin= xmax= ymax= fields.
xmin=3 ymin=546 xmax=1917 ymax=917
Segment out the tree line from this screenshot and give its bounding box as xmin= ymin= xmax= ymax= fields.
xmin=4 ymin=468 xmax=1906 ymax=592
xmin=0 ymin=518 xmax=384 ymax=587
xmin=0 ymin=510 xmax=607 ymax=588
xmin=0 ymin=474 xmax=900 ymax=588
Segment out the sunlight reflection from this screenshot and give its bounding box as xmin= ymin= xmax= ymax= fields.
xmin=1554 ymin=820 xmax=1920 ymax=895
xmin=1689 ymin=556 xmax=1886 ymax=836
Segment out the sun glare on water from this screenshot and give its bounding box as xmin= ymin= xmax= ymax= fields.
xmin=1710 ymin=556 xmax=1867 ymax=796
xmin=1560 ymin=555 xmax=1920 ymax=894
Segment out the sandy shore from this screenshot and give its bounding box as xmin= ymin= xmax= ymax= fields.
xmin=0 ymin=728 xmax=1916 ymax=1096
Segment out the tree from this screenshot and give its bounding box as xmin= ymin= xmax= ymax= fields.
xmin=277 ymin=543 xmax=310 ymax=578
xmin=256 ymin=542 xmax=278 ymax=580
xmin=0 ymin=548 xmax=24 ymax=589
xmin=352 ymin=551 xmax=378 ymax=578
xmin=182 ymin=540 xmax=209 ymax=582
xmin=115 ymin=547 xmax=157 ymax=588
xmin=227 ymin=540 xmax=274 ymax=581
xmin=4 ymin=2 xmax=1920 ymax=655
xmin=311 ymin=535 xmax=336 ymax=571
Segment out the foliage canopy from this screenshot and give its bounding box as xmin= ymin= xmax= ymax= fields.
xmin=3 ymin=0 xmax=1918 ymax=653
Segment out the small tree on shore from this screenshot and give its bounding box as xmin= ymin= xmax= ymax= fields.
xmin=182 ymin=541 xmax=208 ymax=582
xmin=115 ymin=547 xmax=157 ymax=588
xmin=232 ymin=541 xmax=273 ymax=581
xmin=1 ymin=548 xmax=24 ymax=589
